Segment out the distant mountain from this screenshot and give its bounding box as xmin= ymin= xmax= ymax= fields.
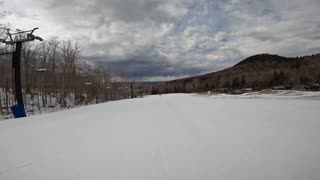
xmin=146 ymin=53 xmax=320 ymax=94
xmin=234 ymin=54 xmax=294 ymax=66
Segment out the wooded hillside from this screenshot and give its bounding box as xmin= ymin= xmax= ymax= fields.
xmin=147 ymin=53 xmax=320 ymax=94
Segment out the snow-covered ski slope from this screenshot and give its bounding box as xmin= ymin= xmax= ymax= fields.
xmin=1 ymin=93 xmax=320 ymax=180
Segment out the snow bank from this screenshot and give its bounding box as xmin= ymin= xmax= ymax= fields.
xmin=207 ymin=90 xmax=320 ymax=100
xmin=0 ymin=94 xmax=320 ymax=180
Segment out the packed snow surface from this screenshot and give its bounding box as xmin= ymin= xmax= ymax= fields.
xmin=1 ymin=93 xmax=320 ymax=180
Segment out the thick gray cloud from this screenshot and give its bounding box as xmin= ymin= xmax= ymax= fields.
xmin=2 ymin=0 xmax=320 ymax=81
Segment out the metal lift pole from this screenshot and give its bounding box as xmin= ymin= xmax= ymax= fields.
xmin=13 ymin=42 xmax=24 ymax=107
xmin=131 ymin=82 xmax=133 ymax=98
xmin=1 ymin=28 xmax=43 ymax=118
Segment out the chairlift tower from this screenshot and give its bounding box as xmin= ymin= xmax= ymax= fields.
xmin=0 ymin=28 xmax=43 ymax=118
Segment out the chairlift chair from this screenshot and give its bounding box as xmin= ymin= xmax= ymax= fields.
xmin=36 ymin=68 xmax=47 ymax=72
xmin=79 ymin=73 xmax=89 ymax=78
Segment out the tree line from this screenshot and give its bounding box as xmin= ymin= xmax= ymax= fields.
xmin=0 ymin=40 xmax=131 ymax=116
xmin=146 ymin=54 xmax=320 ymax=95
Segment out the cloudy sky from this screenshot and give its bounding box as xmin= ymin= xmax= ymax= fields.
xmin=1 ymin=0 xmax=320 ymax=81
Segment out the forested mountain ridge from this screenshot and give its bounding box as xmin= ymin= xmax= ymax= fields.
xmin=147 ymin=53 xmax=320 ymax=94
